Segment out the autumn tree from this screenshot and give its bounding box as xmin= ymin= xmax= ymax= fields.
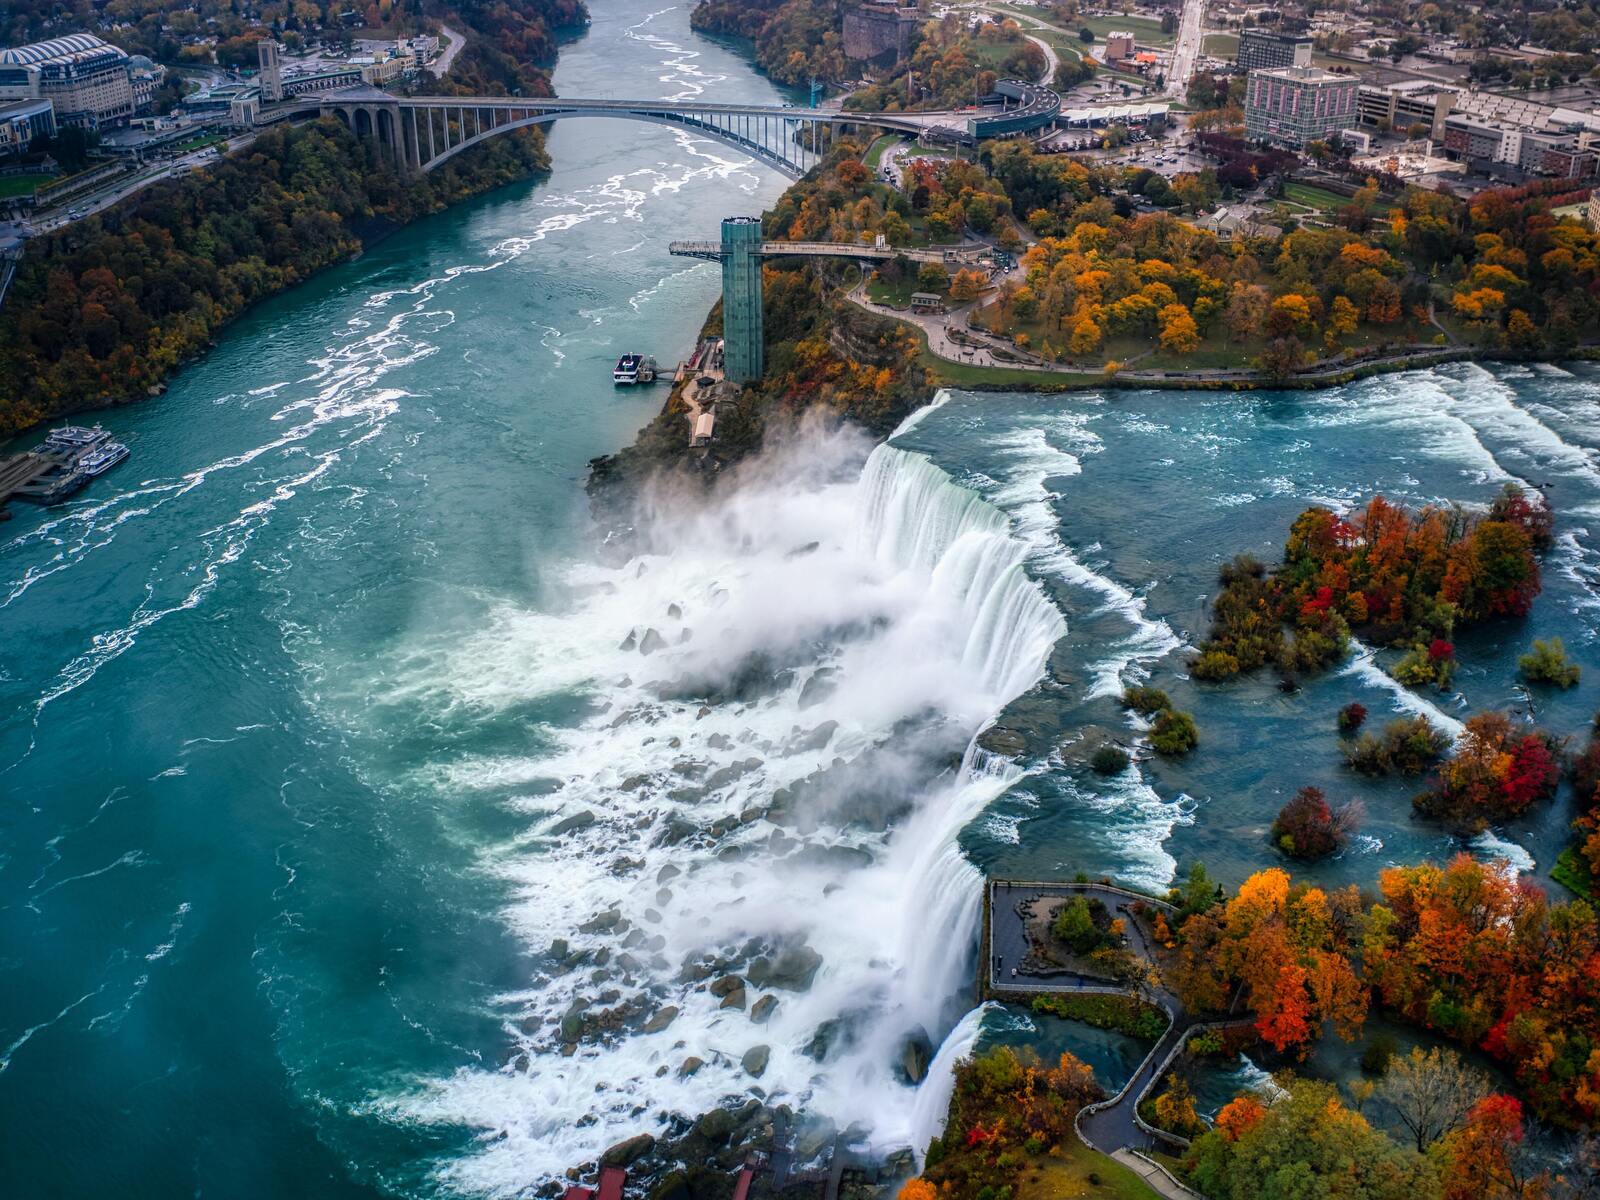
xmin=1158 ymin=303 xmax=1201 ymax=353
xmin=1378 ymin=1047 xmax=1492 ymax=1152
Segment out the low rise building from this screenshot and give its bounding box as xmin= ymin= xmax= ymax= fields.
xmin=1104 ymin=31 xmax=1136 ymax=64
xmin=1356 ymin=79 xmax=1457 ymax=139
xmin=0 ymin=97 xmax=54 ymax=156
xmin=1244 ymin=65 xmax=1359 ymax=148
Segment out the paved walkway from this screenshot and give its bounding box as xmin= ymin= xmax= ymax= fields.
xmin=1113 ymin=1149 xmax=1208 ymax=1200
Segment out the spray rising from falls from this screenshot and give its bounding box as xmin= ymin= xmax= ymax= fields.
xmin=377 ymin=427 xmax=1066 ymax=1194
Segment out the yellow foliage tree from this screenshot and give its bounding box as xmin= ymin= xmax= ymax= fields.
xmin=1068 ymin=313 xmax=1103 ymax=354
xmin=1158 ymin=303 xmax=1200 ymax=354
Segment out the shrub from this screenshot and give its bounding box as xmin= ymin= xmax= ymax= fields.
xmin=1342 ymin=716 xmax=1449 ymax=776
xmin=1392 ymin=638 xmax=1455 ymax=689
xmin=1360 ymin=1033 xmax=1397 ymax=1075
xmin=1051 ymin=895 xmax=1109 ymax=953
xmin=1150 ymin=709 xmax=1199 ymax=755
xmin=1338 ymin=702 xmax=1368 ymax=734
xmin=1270 ymin=786 xmax=1363 ymax=859
xmin=1520 ymin=637 xmax=1580 ymax=688
xmin=1414 ymin=711 xmax=1563 ymax=827
xmin=1090 ymin=743 xmax=1131 ymax=775
xmin=1122 ymin=685 xmax=1172 ymax=715
xmin=1191 ymin=649 xmax=1242 ymax=680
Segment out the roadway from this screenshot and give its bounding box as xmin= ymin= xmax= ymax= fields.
xmin=1166 ymin=0 xmax=1206 ymax=95
xmin=429 ymin=23 xmax=466 ymax=77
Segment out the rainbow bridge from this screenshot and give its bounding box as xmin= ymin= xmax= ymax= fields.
xmin=289 ymin=79 xmax=1061 ymax=178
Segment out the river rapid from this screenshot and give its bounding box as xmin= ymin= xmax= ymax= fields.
xmin=5 ymin=4 xmax=1600 ymax=1197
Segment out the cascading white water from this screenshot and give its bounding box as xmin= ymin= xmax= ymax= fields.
xmin=380 ymin=422 xmax=1068 ymax=1194
xmin=907 ymin=1003 xmax=994 ymax=1159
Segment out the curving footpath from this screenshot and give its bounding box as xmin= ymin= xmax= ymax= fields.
xmin=986 ymin=881 xmax=1251 ymax=1174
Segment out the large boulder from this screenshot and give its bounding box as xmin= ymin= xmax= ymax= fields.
xmin=750 ymin=995 xmax=779 ymax=1025
xmin=600 ymin=1133 xmax=655 ymax=1168
xmin=747 ymin=946 xmax=823 ymax=992
xmin=741 ymin=1044 xmax=771 ymax=1078
xmin=899 ymin=1026 xmax=934 ymax=1085
xmin=641 ymin=1006 xmax=679 ymax=1035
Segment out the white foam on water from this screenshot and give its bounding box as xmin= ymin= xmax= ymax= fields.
xmin=370 ymin=428 xmax=1068 ymax=1194
xmin=1436 ymin=363 xmax=1600 ymax=490
xmin=1470 ymin=830 xmax=1535 ymax=876
xmin=888 ymin=388 xmax=952 ymax=440
xmin=1339 ymin=641 xmax=1465 ymax=742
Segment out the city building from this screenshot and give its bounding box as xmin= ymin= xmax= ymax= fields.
xmin=1587 ymin=188 xmax=1600 ymax=230
xmin=1104 ymin=31 xmax=1136 ymax=64
xmin=258 ymin=39 xmax=283 ymax=103
xmin=842 ymin=4 xmax=921 ymax=64
xmin=0 ymin=97 xmax=55 ymax=156
xmin=1434 ymin=90 xmax=1600 ymax=179
xmin=1237 ymin=28 xmax=1313 ymax=72
xmin=720 ymin=216 xmax=764 ymax=386
xmin=1356 ymin=79 xmax=1457 ymax=139
xmin=0 ymin=34 xmax=136 ymax=128
xmin=1244 ymin=65 xmax=1359 ymax=148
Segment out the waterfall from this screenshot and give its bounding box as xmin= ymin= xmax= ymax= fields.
xmin=385 ymin=422 xmax=1072 ymax=1187
xmin=908 ymin=1004 xmax=995 ymax=1162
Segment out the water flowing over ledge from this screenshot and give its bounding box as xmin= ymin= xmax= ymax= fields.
xmin=384 ymin=420 xmax=1069 ymax=1193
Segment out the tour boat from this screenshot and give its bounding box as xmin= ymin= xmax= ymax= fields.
xmin=613 ymin=354 xmax=657 ymax=385
xmin=41 ymin=424 xmax=110 ymax=456
xmin=77 ymin=441 xmax=129 ymax=477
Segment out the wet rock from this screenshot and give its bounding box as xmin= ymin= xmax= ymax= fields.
xmin=748 ymin=945 xmax=823 ymax=992
xmin=750 ymin=995 xmax=779 ymax=1024
xmin=678 ymin=1056 xmax=705 ymax=1077
xmin=657 ymin=864 xmax=682 ymax=884
xmin=652 ymin=1172 xmax=690 ymax=1200
xmin=782 ymin=721 xmax=839 ymax=756
xmin=695 ymin=1107 xmax=738 ymax=1141
xmin=705 ymin=757 xmax=763 ymax=791
xmin=549 ymin=938 xmax=569 ymax=961
xmin=657 ymin=818 xmax=697 ymax=847
xmin=899 ymin=1026 xmax=933 ymax=1085
xmin=600 ymin=1133 xmax=655 ymax=1168
xmin=706 ymin=733 xmax=733 ymax=751
xmin=667 ymin=603 xmax=683 ymax=620
xmin=622 ymin=929 xmax=644 ymax=949
xmin=641 ymin=1006 xmax=680 ymax=1035
xmin=741 ymin=1044 xmax=771 ymax=1078
xmin=621 ymin=774 xmax=651 ymax=792
xmin=560 ymin=1000 xmax=590 ymax=1042
xmin=716 ymin=844 xmax=747 ymax=863
xmin=549 ymin=810 xmax=596 ymax=836
xmin=785 ymin=541 xmax=820 ymax=560
xmin=619 ymin=631 xmax=638 ymax=652
xmin=709 ymin=975 xmax=745 ymax=997
xmin=797 ymin=669 xmax=837 ymax=711
xmin=656 ymin=888 xmax=672 ymax=906
xmin=667 ymin=787 xmax=707 ymax=805
xmin=579 ymin=908 xmax=623 ymax=934
xmin=678 ymin=630 xmax=693 ymax=644
xmin=639 ymin=628 xmax=666 ymax=655
xmin=977 ymin=726 xmax=1027 ymax=757
xmin=719 ymin=987 xmax=748 ymax=1012
xmin=696 ymin=706 xmax=712 ymax=720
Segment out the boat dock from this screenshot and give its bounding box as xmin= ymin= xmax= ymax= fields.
xmin=0 ymin=451 xmax=68 ymax=519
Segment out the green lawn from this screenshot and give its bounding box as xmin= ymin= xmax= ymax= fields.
xmin=1282 ymin=182 xmax=1350 ymax=210
xmin=0 ymin=173 xmax=53 ymax=199
xmin=1079 ymin=14 xmax=1173 ymax=46
xmin=1203 ymin=32 xmax=1239 ymax=57
xmin=863 ymin=133 xmax=900 ymax=171
xmin=1014 ymin=1134 xmax=1166 ymax=1200
xmin=174 ymin=132 xmax=229 ymax=153
xmin=1554 ymin=847 xmax=1596 ymax=900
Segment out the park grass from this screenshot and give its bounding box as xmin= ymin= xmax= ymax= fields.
xmin=1554 ymin=847 xmax=1597 ymax=900
xmin=0 ymin=174 xmax=53 ymax=199
xmin=1013 ymin=1135 xmax=1166 ymax=1200
xmin=173 ymin=131 xmax=229 ymax=153
xmin=1203 ymin=32 xmax=1239 ymax=57
xmin=863 ymin=133 xmax=899 ymax=171
xmin=1282 ymin=181 xmax=1349 ymax=210
xmin=1079 ymin=14 xmax=1173 ymax=46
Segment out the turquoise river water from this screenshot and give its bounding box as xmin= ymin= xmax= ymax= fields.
xmin=4 ymin=3 xmax=1600 ymax=1195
